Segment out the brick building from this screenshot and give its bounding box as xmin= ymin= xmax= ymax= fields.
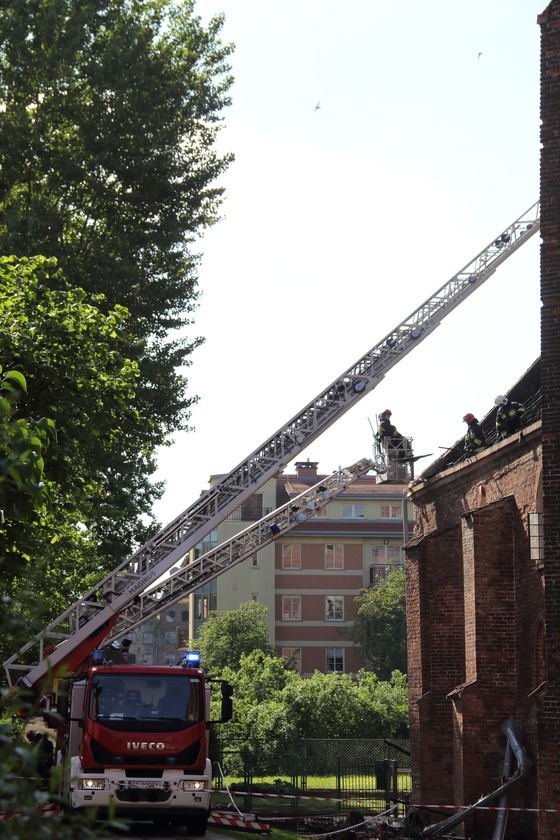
xmin=131 ymin=459 xmax=411 ymax=676
xmin=405 ymin=361 xmax=542 ymax=838
xmin=404 ymin=3 xmax=560 ymax=837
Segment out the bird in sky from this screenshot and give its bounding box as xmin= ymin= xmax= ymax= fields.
xmin=478 ymin=51 xmax=483 ymax=61
xmin=314 ymin=100 xmax=321 ymax=111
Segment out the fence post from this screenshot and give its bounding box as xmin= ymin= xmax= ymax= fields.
xmin=384 ymin=759 xmax=397 ymax=813
xmin=336 ymin=757 xmax=342 ymax=813
xmin=242 ymin=747 xmax=252 ymax=813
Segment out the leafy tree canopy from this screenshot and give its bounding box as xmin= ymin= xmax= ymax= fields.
xmin=0 ymin=365 xmax=55 ymax=521
xmin=219 ymin=651 xmax=409 ymax=755
xmin=193 ymin=602 xmax=277 ymax=676
xmin=344 ymin=568 xmax=407 ymax=679
xmin=0 ymin=0 xmax=235 ymax=525
xmin=0 ymin=255 xmax=156 ymax=658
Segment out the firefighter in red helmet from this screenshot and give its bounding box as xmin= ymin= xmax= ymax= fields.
xmin=463 ymin=413 xmax=487 ymax=454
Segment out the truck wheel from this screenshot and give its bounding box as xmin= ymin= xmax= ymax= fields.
xmin=186 ymin=811 xmax=209 ymax=836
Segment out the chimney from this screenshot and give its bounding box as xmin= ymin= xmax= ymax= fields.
xmin=295 ymin=459 xmax=319 ymax=480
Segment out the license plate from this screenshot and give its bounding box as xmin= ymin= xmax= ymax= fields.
xmin=128 ymin=780 xmax=162 ymax=789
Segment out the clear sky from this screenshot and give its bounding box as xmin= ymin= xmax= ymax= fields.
xmin=153 ymin=0 xmax=546 ymax=525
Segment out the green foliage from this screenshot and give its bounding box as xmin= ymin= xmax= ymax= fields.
xmin=202 ymin=604 xmax=409 ymax=753
xmin=0 ymin=0 xmax=234 ymax=443
xmin=344 ymin=568 xmax=408 ymax=678
xmin=0 ymin=255 xmax=156 ymax=659
xmin=219 ymin=651 xmax=300 ymax=756
xmin=0 ymin=596 xmax=124 ymax=838
xmin=0 ymin=364 xmax=55 ymax=521
xmin=280 ymin=668 xmax=409 ymax=740
xmin=193 ymin=602 xmax=277 ymax=676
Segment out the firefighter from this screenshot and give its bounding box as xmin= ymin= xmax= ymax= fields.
xmin=463 ymin=413 xmax=487 ymax=454
xmin=375 ymin=410 xmax=409 ymax=460
xmin=375 ymin=410 xmax=401 ymax=443
xmin=495 ymin=395 xmax=526 ymax=439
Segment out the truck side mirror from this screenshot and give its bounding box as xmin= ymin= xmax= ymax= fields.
xmin=221 ymin=681 xmax=233 ymax=723
xmin=56 ymin=680 xmax=71 ymax=721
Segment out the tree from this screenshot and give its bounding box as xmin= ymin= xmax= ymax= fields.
xmin=219 ymin=657 xmax=409 ymax=756
xmin=193 ymin=602 xmax=276 ymax=676
xmin=0 ymin=365 xmax=105 ymax=838
xmin=0 ymin=0 xmax=235 ymax=526
xmin=219 ymin=651 xmax=300 ymax=761
xmin=0 ymin=366 xmax=55 ymax=522
xmin=344 ymin=568 xmax=407 ymax=678
xmin=0 ymin=255 xmax=156 ymax=660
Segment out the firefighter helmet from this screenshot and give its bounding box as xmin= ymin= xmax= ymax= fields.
xmin=379 ymin=409 xmax=392 ymax=418
xmin=463 ymin=413 xmax=475 ymax=423
xmin=495 ymin=395 xmax=508 ymax=406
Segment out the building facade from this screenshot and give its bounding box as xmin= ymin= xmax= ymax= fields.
xmin=129 ymin=460 xmax=410 ymax=676
xmin=405 ymin=396 xmax=542 ymax=837
xmin=403 ymin=5 xmax=560 ymax=836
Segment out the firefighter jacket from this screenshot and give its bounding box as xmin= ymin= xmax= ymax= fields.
xmin=375 ymin=419 xmax=397 ymax=442
xmin=464 ymin=420 xmax=487 ymax=453
xmin=496 ymin=401 xmax=526 ymax=439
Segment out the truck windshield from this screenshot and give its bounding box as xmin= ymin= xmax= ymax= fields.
xmin=90 ymin=674 xmax=202 ymax=726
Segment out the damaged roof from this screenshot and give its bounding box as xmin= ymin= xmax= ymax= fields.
xmin=420 ymin=357 xmax=541 ymax=480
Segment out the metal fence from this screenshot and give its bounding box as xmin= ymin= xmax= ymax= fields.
xmin=211 ymin=738 xmax=411 ymax=817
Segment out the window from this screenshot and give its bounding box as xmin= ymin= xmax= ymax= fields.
xmin=282 ymin=544 xmax=302 ymax=569
xmin=282 ymin=595 xmax=302 ymax=621
xmin=164 ymin=631 xmax=177 ymax=644
xmin=529 ymin=513 xmax=544 ymax=565
xmin=142 ymin=653 xmax=154 ymax=665
xmin=371 ymin=545 xmax=403 ymax=563
xmin=195 ymin=594 xmax=212 ymax=620
xmin=326 ymin=647 xmax=344 ymax=673
xmin=241 ymin=494 xmax=263 ymax=521
xmin=370 ymin=546 xmax=404 ymax=586
xmin=325 ymin=544 xmax=344 ymax=569
xmin=143 ymin=632 xmax=154 ymax=645
xmin=181 ymin=610 xmax=189 ymax=622
xmin=282 ymin=647 xmax=302 ymax=672
xmin=251 ymin=555 xmax=258 ymax=567
xmin=251 ymin=593 xmax=258 ymax=603
xmin=194 ymin=529 xmax=218 ymax=560
xmin=380 ymin=504 xmax=402 ymax=519
xmin=325 ymin=595 xmax=344 ymax=621
xmin=164 ymin=655 xmax=175 ymax=666
xmin=342 ymin=504 xmax=365 ymax=519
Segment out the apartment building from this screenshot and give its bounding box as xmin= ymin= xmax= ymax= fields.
xmin=127 ymin=460 xmax=411 ymax=675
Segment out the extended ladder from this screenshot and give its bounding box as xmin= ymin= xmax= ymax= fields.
xmin=4 ymin=458 xmax=381 ymax=687
xmin=3 ymin=201 xmax=540 ymax=691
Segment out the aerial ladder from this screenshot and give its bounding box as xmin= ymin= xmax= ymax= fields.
xmin=3 ymin=200 xmax=540 ymax=695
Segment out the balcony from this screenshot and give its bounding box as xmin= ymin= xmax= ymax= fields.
xmin=369 ymin=563 xmax=404 ymax=586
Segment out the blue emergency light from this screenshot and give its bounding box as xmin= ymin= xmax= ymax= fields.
xmin=180 ymin=650 xmax=201 ymax=667
xmin=91 ymin=649 xmax=105 ymax=665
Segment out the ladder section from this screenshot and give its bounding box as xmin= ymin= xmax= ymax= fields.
xmin=105 ymin=457 xmax=382 ymax=641
xmin=4 ymin=458 xmax=381 ymax=688
xmin=3 ymin=202 xmax=539 ymax=690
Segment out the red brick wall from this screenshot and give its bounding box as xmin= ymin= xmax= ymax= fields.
xmin=406 ymin=429 xmax=542 ymax=837
xmin=538 ymin=3 xmax=560 ymax=836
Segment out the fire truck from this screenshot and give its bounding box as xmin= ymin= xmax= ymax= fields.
xmin=2 ymin=201 xmax=540 ymax=830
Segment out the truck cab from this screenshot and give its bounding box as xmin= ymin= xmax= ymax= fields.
xmin=54 ymin=653 xmax=231 ymax=835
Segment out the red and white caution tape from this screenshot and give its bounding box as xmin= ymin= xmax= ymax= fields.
xmin=0 ymin=801 xmax=63 ymax=821
xmin=209 ymin=812 xmax=271 ymax=832
xmin=215 ymin=789 xmax=349 ymax=803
